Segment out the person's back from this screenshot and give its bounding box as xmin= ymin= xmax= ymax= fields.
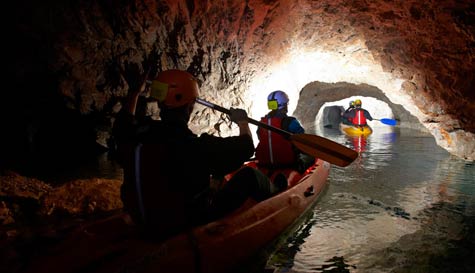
xmin=129 ymin=118 xmax=255 ymax=238
xmin=255 ymin=90 xmax=314 ymax=173
xmin=341 ymin=101 xmax=355 ymax=125
xmin=114 ymin=69 xmax=278 ymax=240
xmin=342 ymin=99 xmax=373 ymax=126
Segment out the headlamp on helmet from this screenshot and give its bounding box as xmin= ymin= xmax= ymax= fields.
xmin=150 ymin=69 xmax=199 ymax=108
xmin=267 ymin=90 xmax=289 ymax=110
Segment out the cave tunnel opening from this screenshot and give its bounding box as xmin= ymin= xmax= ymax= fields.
xmin=238 ymin=45 xmax=431 ymax=137
xmin=244 ymin=46 xmax=406 ymax=121
xmin=314 ymin=95 xmax=394 ymax=133
xmin=288 ymin=80 xmax=426 ymax=135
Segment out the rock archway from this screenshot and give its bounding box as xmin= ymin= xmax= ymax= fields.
xmin=6 ymin=0 xmax=475 ymax=172
xmin=293 ymin=81 xmax=424 ymax=131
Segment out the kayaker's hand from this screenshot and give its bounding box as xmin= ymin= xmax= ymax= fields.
xmin=229 ymin=108 xmax=248 ymax=124
xmin=131 ymin=69 xmax=152 ymax=97
xmin=126 ymin=68 xmax=151 ymax=115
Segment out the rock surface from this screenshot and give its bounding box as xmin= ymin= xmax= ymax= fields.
xmin=8 ymin=0 xmax=475 ymax=163
xmin=0 ymin=172 xmax=122 ymax=238
xmin=0 ymin=172 xmax=122 ymax=273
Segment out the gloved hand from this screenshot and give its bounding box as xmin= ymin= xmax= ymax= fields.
xmin=229 ymin=108 xmax=248 ymax=123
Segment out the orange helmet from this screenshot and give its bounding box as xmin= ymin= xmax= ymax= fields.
xmin=150 ymin=69 xmax=199 ymax=108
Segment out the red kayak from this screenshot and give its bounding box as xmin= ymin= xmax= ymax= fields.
xmin=24 ymin=159 xmax=330 ymax=273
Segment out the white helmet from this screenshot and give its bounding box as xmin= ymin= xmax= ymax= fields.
xmin=267 ymin=90 xmax=289 ymax=110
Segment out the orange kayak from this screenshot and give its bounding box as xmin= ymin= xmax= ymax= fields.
xmin=24 ymin=159 xmax=330 ymax=273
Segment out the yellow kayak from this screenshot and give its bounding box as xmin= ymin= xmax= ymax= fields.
xmin=340 ymin=123 xmax=373 ymax=137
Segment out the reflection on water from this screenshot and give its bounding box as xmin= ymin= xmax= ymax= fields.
xmin=265 ymin=125 xmax=475 ymax=273
xmin=33 ymin=123 xmax=474 ymax=273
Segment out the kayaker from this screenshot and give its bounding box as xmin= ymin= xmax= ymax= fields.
xmin=255 ymin=90 xmax=314 ymax=174
xmin=113 ymin=69 xmax=281 ymax=240
xmin=341 ymin=100 xmax=355 ymax=125
xmin=342 ymin=98 xmax=373 ymax=126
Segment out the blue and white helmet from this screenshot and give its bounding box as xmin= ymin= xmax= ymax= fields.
xmin=267 ymin=90 xmax=289 ymax=110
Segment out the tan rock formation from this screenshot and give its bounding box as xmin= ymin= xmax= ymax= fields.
xmin=11 ymin=0 xmax=475 ymax=160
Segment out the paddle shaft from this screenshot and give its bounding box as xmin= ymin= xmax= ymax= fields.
xmin=196 ymin=98 xmax=358 ymax=167
xmin=196 ymin=98 xmax=292 ymax=138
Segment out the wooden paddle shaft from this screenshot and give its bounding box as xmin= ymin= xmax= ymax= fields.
xmin=196 ymin=98 xmax=358 ymax=167
xmin=196 ymin=98 xmax=291 ymax=138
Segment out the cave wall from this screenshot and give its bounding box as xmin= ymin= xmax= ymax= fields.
xmin=7 ymin=0 xmax=475 ymax=168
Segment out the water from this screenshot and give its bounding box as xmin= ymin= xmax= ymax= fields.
xmin=264 ymin=124 xmax=475 ymax=273
xmin=30 ymin=123 xmax=474 ymax=272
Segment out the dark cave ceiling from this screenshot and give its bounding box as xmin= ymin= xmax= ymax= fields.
xmin=8 ymin=0 xmax=475 ymax=162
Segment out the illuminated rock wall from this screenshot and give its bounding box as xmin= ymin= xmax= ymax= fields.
xmin=9 ymin=0 xmax=475 ymax=162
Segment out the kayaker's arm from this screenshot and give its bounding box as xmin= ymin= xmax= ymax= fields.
xmin=229 ymin=108 xmax=253 ymax=139
xmin=364 ymin=110 xmax=374 ymax=121
xmin=286 ymin=117 xmax=305 ymax=134
xmin=236 ymin=121 xmax=252 ymax=137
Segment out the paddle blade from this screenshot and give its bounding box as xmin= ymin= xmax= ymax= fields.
xmin=378 ymin=118 xmax=397 ymax=126
xmin=290 ymin=134 xmax=358 ymax=167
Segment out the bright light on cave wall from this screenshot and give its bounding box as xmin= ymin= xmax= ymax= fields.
xmin=245 ymin=42 xmax=405 ymax=120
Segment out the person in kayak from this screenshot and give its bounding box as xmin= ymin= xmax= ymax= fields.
xmin=342 ymin=98 xmax=373 ymax=126
xmin=255 ymin=90 xmax=314 ymax=174
xmin=113 ymin=69 xmax=281 ymax=240
xmin=341 ymin=100 xmax=355 ymax=125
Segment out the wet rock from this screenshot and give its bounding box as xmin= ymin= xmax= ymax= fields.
xmin=0 ymin=172 xmax=123 ymax=228
xmin=40 ymin=178 xmax=123 ymax=216
xmin=322 ymin=105 xmax=345 ymax=128
xmin=0 ymin=172 xmax=124 ymax=273
xmin=0 ymin=171 xmax=52 ymax=225
xmin=0 ymin=201 xmax=15 ymax=225
xmin=0 ymin=171 xmax=52 ymax=201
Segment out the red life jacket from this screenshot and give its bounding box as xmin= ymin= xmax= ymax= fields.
xmin=351 ymin=109 xmax=367 ymax=125
xmin=255 ymin=116 xmax=297 ymax=166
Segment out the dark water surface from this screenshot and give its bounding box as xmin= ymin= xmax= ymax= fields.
xmin=29 ymin=125 xmax=474 ymax=273
xmin=263 ymin=125 xmax=475 ymax=273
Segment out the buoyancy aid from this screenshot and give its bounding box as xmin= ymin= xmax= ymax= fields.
xmin=351 ymin=109 xmax=367 ymax=125
xmin=255 ymin=116 xmax=298 ymax=166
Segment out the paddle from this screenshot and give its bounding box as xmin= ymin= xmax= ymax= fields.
xmin=196 ymin=98 xmax=358 ymax=167
xmin=374 ymin=118 xmax=397 ymax=126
